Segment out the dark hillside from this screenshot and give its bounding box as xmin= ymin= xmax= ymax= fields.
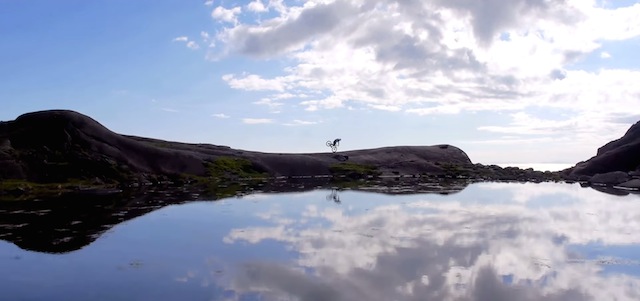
xmin=0 ymin=110 xmax=474 ymax=185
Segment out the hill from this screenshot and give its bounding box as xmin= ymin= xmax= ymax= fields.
xmin=563 ymin=120 xmax=640 ymax=189
xmin=0 ymin=110 xmax=476 ymax=188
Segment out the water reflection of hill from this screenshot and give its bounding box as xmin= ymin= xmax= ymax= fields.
xmin=0 ymin=179 xmax=470 ymax=254
xmin=0 ymin=189 xmax=197 ymax=253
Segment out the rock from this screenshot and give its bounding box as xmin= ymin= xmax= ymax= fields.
xmin=577 ymin=175 xmax=591 ymax=182
xmin=615 ymin=179 xmax=640 ymax=190
xmin=589 ymin=171 xmax=630 ymax=186
xmin=568 ymin=120 xmax=640 ymax=177
xmin=8 ymin=187 xmax=28 ymax=196
xmin=1 ymin=110 xmax=477 ymax=185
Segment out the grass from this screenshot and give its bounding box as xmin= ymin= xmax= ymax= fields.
xmin=204 ymin=157 xmax=268 ymax=180
xmin=329 ymin=162 xmax=381 ymax=179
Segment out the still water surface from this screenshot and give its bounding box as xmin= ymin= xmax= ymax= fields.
xmin=1 ymin=182 xmax=640 ymax=301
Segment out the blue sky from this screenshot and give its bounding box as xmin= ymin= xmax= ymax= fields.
xmin=1 ymin=0 xmax=639 ymax=166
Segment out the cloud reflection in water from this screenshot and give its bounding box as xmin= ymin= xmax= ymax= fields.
xmin=222 ymin=183 xmax=640 ymax=301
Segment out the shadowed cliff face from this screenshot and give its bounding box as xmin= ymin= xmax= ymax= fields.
xmin=568 ymin=120 xmax=640 ymax=176
xmin=0 ymin=110 xmax=474 ymax=183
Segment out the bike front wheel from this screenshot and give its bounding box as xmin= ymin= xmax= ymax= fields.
xmin=326 ymin=141 xmax=333 ymax=147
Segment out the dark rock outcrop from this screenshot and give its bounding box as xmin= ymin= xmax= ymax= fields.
xmin=0 ymin=110 xmax=475 ymax=186
xmin=589 ymin=171 xmax=630 ymax=186
xmin=566 ymin=120 xmax=640 ymax=178
xmin=1 ymin=110 xmax=210 ymax=183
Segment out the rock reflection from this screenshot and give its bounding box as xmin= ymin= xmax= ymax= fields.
xmin=223 ymin=183 xmax=640 ymax=301
xmin=0 ymin=189 xmax=200 ymax=253
xmin=0 ymin=179 xmax=469 ymax=253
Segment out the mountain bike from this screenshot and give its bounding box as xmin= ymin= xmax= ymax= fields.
xmin=326 ymin=139 xmax=340 ymax=153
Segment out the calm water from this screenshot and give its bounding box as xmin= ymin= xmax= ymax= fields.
xmin=1 ymin=182 xmax=640 ymax=301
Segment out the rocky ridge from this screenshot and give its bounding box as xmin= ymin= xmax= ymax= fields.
xmin=563 ymin=120 xmax=640 ymax=190
xmin=1 ymin=110 xmax=559 ymax=198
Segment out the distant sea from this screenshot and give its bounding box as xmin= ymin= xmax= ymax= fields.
xmin=497 ymin=163 xmax=573 ymax=172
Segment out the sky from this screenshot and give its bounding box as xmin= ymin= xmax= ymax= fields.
xmin=1 ymin=0 xmax=639 ymax=166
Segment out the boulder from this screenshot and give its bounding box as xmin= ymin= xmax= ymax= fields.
xmin=589 ymin=171 xmax=630 ymax=186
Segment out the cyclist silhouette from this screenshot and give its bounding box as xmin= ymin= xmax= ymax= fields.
xmin=326 ymin=138 xmax=341 ymax=153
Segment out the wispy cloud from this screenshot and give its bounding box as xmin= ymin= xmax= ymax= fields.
xmin=253 ymin=98 xmax=284 ymax=108
xmin=300 ymin=96 xmax=344 ymax=111
xmin=242 ymin=118 xmax=273 ymax=124
xmin=173 ymin=36 xmax=199 ymax=50
xmin=186 ymin=41 xmax=200 ymax=50
xmin=212 ymin=113 xmax=230 ymax=119
xmin=477 ymin=112 xmax=578 ymax=136
xmin=161 ymin=108 xmax=179 ymax=113
xmin=222 ymin=74 xmax=288 ymax=91
xmin=282 ymin=119 xmax=320 ymax=126
xmin=369 ymin=104 xmax=401 ymax=112
xmin=200 ymin=31 xmax=210 ymax=41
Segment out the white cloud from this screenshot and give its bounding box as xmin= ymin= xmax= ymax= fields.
xmin=406 ymin=106 xmax=463 ymax=115
xmin=211 ymin=6 xmax=242 ymax=23
xmin=253 ymin=98 xmax=284 ymax=108
xmin=242 ymin=118 xmax=274 ymax=124
xmin=186 ymin=41 xmax=200 ymax=50
xmin=282 ymin=119 xmax=320 ymax=126
xmin=478 ymin=112 xmax=580 ymax=135
xmin=300 ymin=96 xmax=344 ymax=111
xmin=222 ymin=74 xmax=289 ymax=91
xmin=247 ymin=0 xmax=267 ymax=13
xmin=272 ymin=93 xmax=299 ymax=100
xmin=204 ymin=0 xmax=214 ymax=6
xmin=173 ymin=36 xmax=200 ymax=50
xmin=161 ymin=108 xmax=179 ymax=113
xmin=200 ymin=31 xmax=210 ymax=41
xmin=600 ymin=51 xmax=611 ymax=58
xmin=370 ymin=104 xmax=401 ymax=112
xmin=209 ymin=2 xmax=640 ymax=113
xmin=212 ymin=113 xmax=230 ymax=118
xmin=193 ymin=0 xmax=640 ymax=159
xmin=469 ymin=108 xmax=637 ymax=162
